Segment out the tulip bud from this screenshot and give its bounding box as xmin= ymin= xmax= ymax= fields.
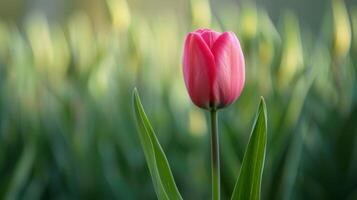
xmin=332 ymin=0 xmax=351 ymax=59
xmin=106 ymin=0 xmax=131 ymax=31
xmin=182 ymin=28 xmax=245 ymax=110
xmin=190 ymin=0 xmax=211 ymax=27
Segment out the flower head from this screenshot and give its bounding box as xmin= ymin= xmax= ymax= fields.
xmin=183 ymin=28 xmax=245 ymax=110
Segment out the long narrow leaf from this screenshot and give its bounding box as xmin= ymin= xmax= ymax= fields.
xmin=133 ymin=88 xmax=183 ymax=200
xmin=231 ymin=97 xmax=267 ymax=200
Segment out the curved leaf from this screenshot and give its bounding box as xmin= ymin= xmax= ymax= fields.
xmin=231 ymin=97 xmax=267 ymax=200
xmin=132 ymin=88 xmax=183 ymax=200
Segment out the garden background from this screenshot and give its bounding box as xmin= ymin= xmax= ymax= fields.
xmin=0 ymin=0 xmax=357 ymax=199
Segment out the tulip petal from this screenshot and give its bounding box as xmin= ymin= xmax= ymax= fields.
xmin=183 ymin=33 xmax=216 ymax=108
xmin=200 ymin=30 xmax=221 ymax=49
xmin=195 ymin=28 xmax=211 ymax=34
xmin=211 ymin=32 xmax=245 ymax=107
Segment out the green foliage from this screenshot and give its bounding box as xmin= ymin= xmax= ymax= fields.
xmin=0 ymin=0 xmax=356 ymax=199
xmin=133 ymin=88 xmax=182 ymax=200
xmin=231 ymin=97 xmax=267 ymax=200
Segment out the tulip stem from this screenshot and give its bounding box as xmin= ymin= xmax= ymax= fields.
xmin=210 ymin=109 xmax=220 ymax=200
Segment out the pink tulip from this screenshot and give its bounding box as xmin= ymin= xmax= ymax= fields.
xmin=183 ymin=28 xmax=245 ymax=110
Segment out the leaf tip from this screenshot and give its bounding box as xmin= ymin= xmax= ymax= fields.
xmin=258 ymin=96 xmax=268 ymax=130
xmin=133 ymin=87 xmax=138 ymax=96
xmin=259 ymin=96 xmax=265 ymax=107
xmin=259 ymin=96 xmax=267 ymax=116
xmin=133 ymin=87 xmax=139 ymax=102
xmin=132 ymin=87 xmax=141 ymax=115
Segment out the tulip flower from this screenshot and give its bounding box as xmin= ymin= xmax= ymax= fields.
xmin=182 ymin=28 xmax=245 ymax=200
xmin=183 ymin=28 xmax=245 ymax=110
xmin=133 ymin=28 xmax=266 ymax=200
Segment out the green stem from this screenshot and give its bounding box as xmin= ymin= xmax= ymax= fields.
xmin=210 ymin=109 xmax=220 ymax=200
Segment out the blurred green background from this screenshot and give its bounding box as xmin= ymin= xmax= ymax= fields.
xmin=0 ymin=0 xmax=357 ymax=199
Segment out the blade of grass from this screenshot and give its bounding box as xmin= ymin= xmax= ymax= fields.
xmin=231 ymin=97 xmax=267 ymax=200
xmin=133 ymin=88 xmax=182 ymax=200
xmin=5 ymin=141 xmax=36 ymax=200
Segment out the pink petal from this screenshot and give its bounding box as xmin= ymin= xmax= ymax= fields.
xmin=200 ymin=30 xmax=221 ymax=49
xmin=194 ymin=28 xmax=211 ymax=34
xmin=183 ymin=33 xmax=216 ymax=108
xmin=211 ymin=32 xmax=245 ymax=107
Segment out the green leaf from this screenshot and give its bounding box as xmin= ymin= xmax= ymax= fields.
xmin=132 ymin=88 xmax=183 ymax=200
xmin=231 ymin=97 xmax=268 ymax=200
xmin=6 ymin=141 xmax=36 ymax=200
